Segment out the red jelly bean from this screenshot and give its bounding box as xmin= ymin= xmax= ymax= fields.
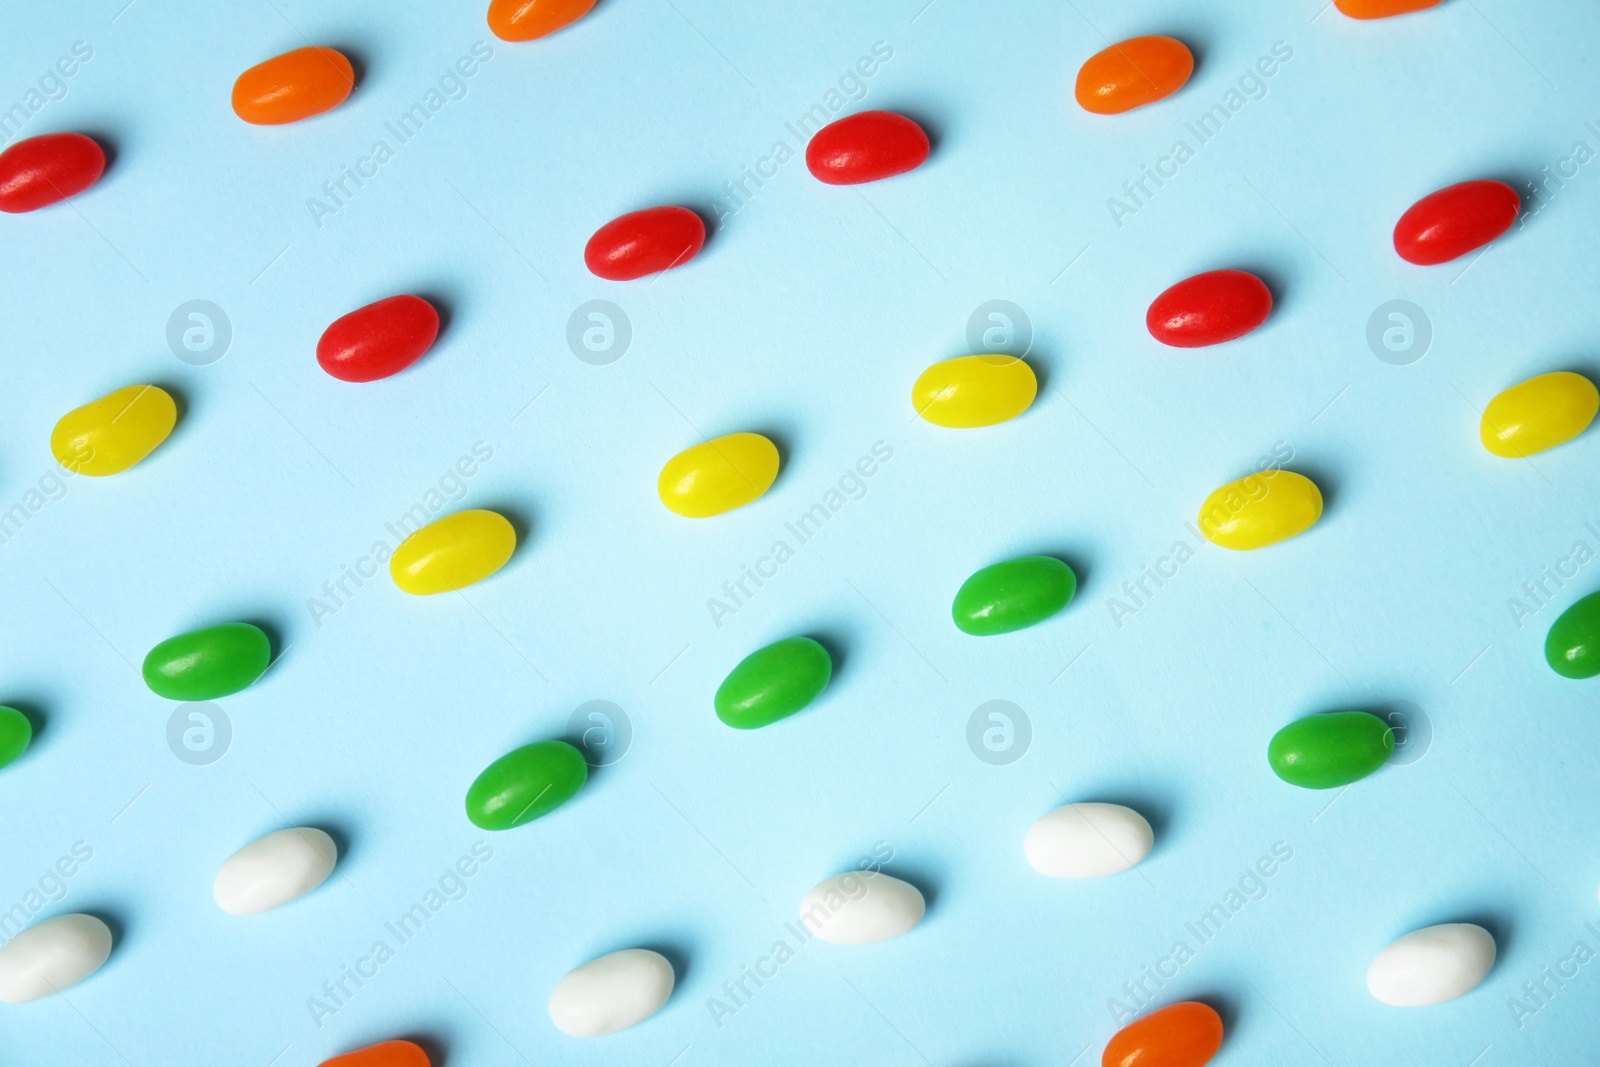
xmin=317 ymin=295 xmax=440 ymax=382
xmin=1103 ymin=1001 xmax=1223 ymax=1067
xmin=1146 ymin=269 xmax=1272 ymax=348
xmin=584 ymin=206 xmax=705 ymax=281
xmin=1393 ymin=179 xmax=1519 ymax=265
xmin=0 ymin=133 xmax=105 ymax=214
xmin=319 ymin=1039 xmax=429 ymax=1067
xmin=805 ymin=111 xmax=930 ymax=185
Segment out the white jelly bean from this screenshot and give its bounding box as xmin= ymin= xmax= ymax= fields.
xmin=213 ymin=828 xmax=337 ymax=915
xmin=1024 ymin=802 xmax=1153 ymax=879
xmin=799 ymin=871 xmax=925 ymax=944
xmin=548 ymin=948 xmax=675 ymax=1037
xmin=1367 ymin=923 xmax=1495 ymax=1006
xmin=0 ymin=913 xmax=112 ymax=1003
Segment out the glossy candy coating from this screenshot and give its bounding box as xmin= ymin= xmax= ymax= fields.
xmin=1393 ymin=180 xmax=1519 ymax=265
xmin=319 ymin=1040 xmax=430 ymax=1067
xmin=1336 ymin=0 xmax=1444 ymax=17
xmin=1102 ymin=1001 xmax=1223 ymax=1067
xmin=0 ymin=707 xmax=31 ymax=771
xmin=390 ymin=510 xmax=516 ymax=594
xmin=658 ymin=432 xmax=779 ymax=518
xmin=1268 ymin=711 xmax=1394 ymax=789
xmin=1479 ymin=371 xmax=1598 ymax=458
xmin=548 ymin=949 xmax=675 ymax=1038
xmin=232 ymin=47 xmax=355 ymax=126
xmin=317 ymin=295 xmax=440 ymax=382
xmin=465 ymin=739 xmax=587 ymax=830
xmin=585 ymin=206 xmax=705 ymax=281
xmin=805 ymin=111 xmax=930 ymax=185
xmin=1146 ymin=270 xmax=1272 ymax=348
xmin=952 ymin=556 xmax=1077 ymax=636
xmin=488 ymin=0 xmax=598 ymax=41
xmin=0 ymin=914 xmax=112 ymax=1004
xmin=1545 ymin=591 xmax=1600 ymax=679
xmin=1075 ymin=36 xmax=1194 ymax=115
xmin=213 ymin=828 xmax=337 ymax=915
xmin=800 ymin=872 xmax=925 ymax=944
xmin=912 ymin=356 xmax=1037 ymax=427
xmin=0 ymin=133 xmax=105 ymax=213
xmin=142 ymin=622 xmax=271 ymax=701
xmin=714 ymin=637 xmax=832 ymax=729
xmin=1367 ymin=923 xmax=1495 ymax=1006
xmin=1197 ymin=470 xmax=1322 ymax=550
xmin=1025 ymin=803 xmax=1153 ymax=879
xmin=51 ymin=385 xmax=177 ymax=477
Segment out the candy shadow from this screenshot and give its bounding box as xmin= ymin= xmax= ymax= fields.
xmin=878 ymin=102 xmax=947 ymax=156
xmin=4 ymin=698 xmax=49 ymax=755
xmin=1199 ymin=991 xmax=1239 ymax=1038
xmin=308 ymin=820 xmax=356 ymax=871
xmin=1442 ymin=911 xmax=1512 ymax=966
xmin=745 ymin=423 xmax=798 ymax=491
xmin=804 ymin=629 xmax=852 ymax=691
xmin=71 ymin=906 xmax=128 ymax=960
xmin=1230 ymin=261 xmax=1295 ymax=322
xmin=1284 ymin=462 xmax=1338 ymax=518
xmin=636 ymin=939 xmax=693 ymax=993
xmin=78 ymin=131 xmax=119 ymax=178
xmin=877 ymin=858 xmax=945 ymax=916
xmin=412 ymin=289 xmax=457 ymax=350
xmin=394 ymin=1031 xmax=452 ymax=1066
xmin=323 ymin=45 xmax=369 ymax=95
xmin=1010 ymin=547 xmax=1090 ymax=598
xmin=476 ymin=501 xmax=536 ymax=576
xmin=148 ymin=382 xmax=191 ymax=454
xmin=1077 ymin=788 xmax=1179 ymax=858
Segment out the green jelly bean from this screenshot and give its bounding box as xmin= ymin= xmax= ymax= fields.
xmin=1268 ymin=711 xmax=1394 ymax=789
xmin=466 ymin=739 xmax=587 ymax=830
xmin=0 ymin=707 xmax=31 ymax=770
xmin=1546 ymin=590 xmax=1600 ymax=679
xmin=142 ymin=623 xmax=271 ymax=701
xmin=715 ymin=636 xmax=832 ymax=729
xmin=952 ymin=555 xmax=1077 ymax=636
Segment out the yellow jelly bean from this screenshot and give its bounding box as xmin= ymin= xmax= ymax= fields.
xmin=1197 ymin=470 xmax=1322 ymax=551
xmin=1480 ymin=371 xmax=1598 ymax=458
xmin=912 ymin=355 xmax=1037 ymax=428
xmin=50 ymin=385 xmax=177 ymax=476
xmin=658 ymin=432 xmax=779 ymax=518
xmin=390 ymin=509 xmax=516 ymax=594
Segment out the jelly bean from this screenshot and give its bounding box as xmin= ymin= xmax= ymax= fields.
xmin=585 ymin=206 xmax=705 ymax=281
xmin=805 ymin=111 xmax=930 ymax=185
xmin=0 ymin=133 xmax=105 ymax=214
xmin=714 ymin=636 xmax=832 ymax=729
xmin=1336 ymin=0 xmax=1443 ymax=17
xmin=488 ymin=0 xmax=597 ymax=42
xmin=1480 ymin=371 xmax=1598 ymax=458
xmin=1197 ymin=469 xmax=1321 ymax=551
xmin=1075 ymin=36 xmax=1194 ymax=115
xmin=912 ymin=355 xmax=1037 ymax=427
xmin=1102 ymin=1001 xmax=1223 ymax=1067
xmin=0 ymin=914 xmax=112 ymax=1004
xmin=50 ymin=384 xmax=177 ymax=477
xmin=548 ymin=949 xmax=675 ymax=1038
xmin=213 ymin=828 xmax=337 ymax=915
xmin=658 ymin=432 xmax=779 ymax=518
xmin=0 ymin=707 xmax=30 ymax=771
xmin=1268 ymin=711 xmax=1393 ymax=789
xmin=142 ymin=622 xmax=271 ymax=701
xmin=1367 ymin=923 xmax=1495 ymax=1006
xmin=800 ymin=871 xmax=924 ymax=944
xmin=317 ymin=295 xmax=440 ymax=383
xmin=232 ymin=47 xmax=355 ymax=126
xmin=1393 ymin=180 xmax=1519 ymax=265
xmin=320 ymin=1040 xmax=430 ymax=1067
xmin=390 ymin=509 xmax=516 ymax=595
xmin=466 ymin=739 xmax=587 ymax=830
xmin=1025 ymin=803 xmax=1153 ymax=879
xmin=1146 ymin=270 xmax=1272 ymax=348
xmin=1545 ymin=590 xmax=1600 ymax=679
xmin=952 ymin=556 xmax=1076 ymax=636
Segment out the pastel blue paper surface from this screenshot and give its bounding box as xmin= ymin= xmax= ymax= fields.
xmin=2 ymin=0 xmax=1599 ymax=1063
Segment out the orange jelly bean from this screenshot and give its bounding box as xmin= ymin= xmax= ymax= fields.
xmin=319 ymin=1039 xmax=429 ymax=1067
xmin=232 ymin=47 xmax=354 ymax=126
xmin=1102 ymin=1001 xmax=1223 ymax=1067
xmin=1075 ymin=36 xmax=1194 ymax=115
xmin=488 ymin=0 xmax=598 ymax=41
xmin=1336 ymin=0 xmax=1444 ymax=18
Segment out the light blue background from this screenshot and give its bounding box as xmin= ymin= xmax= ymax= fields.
xmin=1 ymin=0 xmax=1598 ymax=1063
